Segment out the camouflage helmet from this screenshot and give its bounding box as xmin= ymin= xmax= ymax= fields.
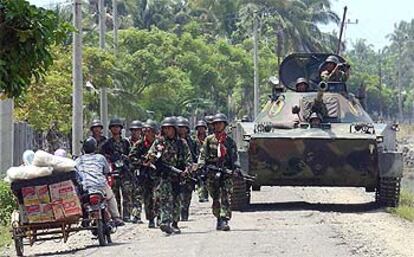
xmin=109 ymin=118 xmax=124 ymax=129
xmin=129 ymin=120 xmax=143 ymax=130
xmin=241 ymin=115 xmax=250 ymax=122
xmin=205 ymin=115 xmax=214 ymax=124
xmin=177 ymin=117 xmax=190 ymax=129
xmin=324 ymin=55 xmax=340 ymax=65
xmin=268 ymin=76 xmax=279 ymax=85
xmin=295 ymin=77 xmax=309 ymax=87
xmin=143 ymin=119 xmax=159 ymax=131
xmin=161 ymin=116 xmax=177 ymax=128
xmin=90 ymin=119 xmax=103 ymax=130
xmin=195 ymin=120 xmax=208 ymax=129
xmin=212 ymin=113 xmax=228 ymax=125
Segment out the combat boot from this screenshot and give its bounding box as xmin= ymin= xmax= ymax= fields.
xmin=160 ymin=223 xmax=174 ymax=235
xmin=221 ymin=218 xmax=230 ymax=231
xmin=131 ymin=216 xmax=144 ymax=224
xmin=216 ymin=218 xmax=222 ymax=230
xmin=148 ymin=219 xmax=155 ymax=228
xmin=156 ymin=215 xmax=161 ymax=227
xmin=171 ymin=222 xmax=181 ymax=234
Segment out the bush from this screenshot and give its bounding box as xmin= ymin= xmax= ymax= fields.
xmin=0 ymin=181 xmax=16 ymax=225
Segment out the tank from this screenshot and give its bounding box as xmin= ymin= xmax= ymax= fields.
xmin=232 ymin=53 xmax=403 ymax=208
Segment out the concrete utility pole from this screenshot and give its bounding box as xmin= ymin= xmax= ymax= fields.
xmin=253 ymin=15 xmax=260 ymax=119
xmin=98 ymin=0 xmax=109 ymax=136
xmin=0 ymin=98 xmax=14 ymax=172
xmin=397 ymin=44 xmax=403 ymax=122
xmin=72 ymin=0 xmax=83 ymax=156
xmin=113 ymin=0 xmax=119 ymax=52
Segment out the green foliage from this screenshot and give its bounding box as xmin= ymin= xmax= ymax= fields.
xmin=0 ymin=180 xmax=15 ymax=225
xmin=0 ymin=0 xmax=72 ymax=97
xmin=390 ymin=190 xmax=414 ymax=221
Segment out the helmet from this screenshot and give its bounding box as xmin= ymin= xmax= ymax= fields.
xmin=268 ymin=76 xmax=279 ymax=85
xmin=212 ymin=113 xmax=228 ymax=124
xmin=177 ymin=117 xmax=190 ymax=129
xmin=241 ymin=115 xmax=250 ymax=122
xmin=143 ymin=119 xmax=158 ymax=131
xmin=54 ymin=149 xmax=67 ymax=158
xmin=161 ymin=117 xmax=177 ymax=128
xmin=109 ymin=118 xmax=123 ymax=129
xmin=90 ymin=119 xmax=103 ymax=130
xmin=309 ymin=112 xmax=322 ymax=121
xmin=129 ymin=120 xmax=143 ymax=130
xmin=83 ymin=137 xmax=97 ymax=154
xmin=195 ymin=120 xmax=207 ymax=129
xmin=205 ymin=115 xmax=214 ymax=124
xmin=324 ymin=55 xmax=340 ymax=65
xmin=295 ymin=77 xmax=309 ymax=86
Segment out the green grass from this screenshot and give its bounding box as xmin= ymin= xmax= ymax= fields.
xmin=391 ymin=190 xmax=414 ymax=221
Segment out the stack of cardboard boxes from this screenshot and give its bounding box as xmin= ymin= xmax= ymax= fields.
xmin=21 ymin=180 xmax=82 ymax=224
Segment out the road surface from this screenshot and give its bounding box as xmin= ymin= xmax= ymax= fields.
xmin=3 ymin=186 xmax=414 ymax=257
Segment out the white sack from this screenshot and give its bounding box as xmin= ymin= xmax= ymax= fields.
xmin=33 ymin=150 xmax=75 ymax=172
xmin=6 ymin=166 xmax=53 ymax=182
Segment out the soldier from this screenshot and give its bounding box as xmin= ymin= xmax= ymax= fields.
xmin=309 ymin=112 xmax=322 ymax=128
xmin=177 ymin=117 xmax=197 ymax=221
xmin=129 ymin=120 xmax=159 ymax=228
xmin=295 ymin=77 xmax=309 ymax=92
xmin=147 ymin=117 xmax=192 ymax=235
xmin=101 ymin=118 xmax=133 ymax=222
xmin=128 ymin=120 xmax=144 ymax=224
xmin=193 ymin=120 xmax=209 ymax=202
xmin=90 ymin=119 xmax=107 ymax=151
xmin=319 ymin=55 xmax=350 ymax=82
xmin=129 ymin=120 xmax=143 ymax=145
xmin=198 ymin=113 xmax=238 ymax=231
xmin=205 ymin=115 xmax=215 ymax=135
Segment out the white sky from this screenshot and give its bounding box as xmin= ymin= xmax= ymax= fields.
xmin=29 ymin=0 xmax=414 ymax=50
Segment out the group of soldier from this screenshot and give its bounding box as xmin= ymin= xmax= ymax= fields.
xmin=88 ymin=112 xmax=237 ymax=235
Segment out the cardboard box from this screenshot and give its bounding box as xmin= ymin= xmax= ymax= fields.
xmin=25 ymin=204 xmax=55 ymax=224
xmin=50 ymin=180 xmax=77 ymax=201
xmin=22 ymin=186 xmax=40 ymax=206
xmin=36 ymin=185 xmax=51 ymax=204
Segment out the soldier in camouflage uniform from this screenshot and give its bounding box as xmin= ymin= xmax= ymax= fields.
xmin=147 ymin=117 xmax=192 ymax=235
xmin=177 ymin=117 xmax=197 ymax=221
xmin=101 ymin=118 xmax=133 ymax=222
xmin=193 ymin=120 xmax=209 ymax=202
xmin=198 ymin=113 xmax=238 ymax=231
xmin=319 ymin=55 xmax=349 ymax=82
xmin=129 ymin=120 xmax=159 ymax=228
xmin=90 ymin=119 xmax=107 ymax=152
xmin=204 ymin=115 xmax=215 ymax=135
xmin=128 ymin=120 xmax=144 ymax=224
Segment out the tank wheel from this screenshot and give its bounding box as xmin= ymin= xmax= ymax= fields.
xmin=231 ymin=174 xmax=250 ymax=211
xmin=376 ymin=177 xmax=401 ymax=207
xmin=252 ymin=185 xmax=261 ymax=191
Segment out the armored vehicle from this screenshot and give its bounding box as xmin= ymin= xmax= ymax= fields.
xmin=232 ymin=53 xmax=402 ymax=209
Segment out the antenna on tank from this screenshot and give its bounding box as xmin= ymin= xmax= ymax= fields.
xmin=336 ymin=6 xmax=348 ymax=54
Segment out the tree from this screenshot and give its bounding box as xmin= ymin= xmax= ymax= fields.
xmin=0 ymin=0 xmax=71 ymax=97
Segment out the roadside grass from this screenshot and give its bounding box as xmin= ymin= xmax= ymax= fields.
xmin=0 ymin=179 xmax=15 ymax=249
xmin=390 ymin=190 xmax=414 ymax=221
xmin=0 ymin=224 xmax=11 ymax=248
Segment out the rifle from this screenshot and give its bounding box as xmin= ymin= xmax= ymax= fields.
xmin=150 ymin=160 xmax=197 ymax=183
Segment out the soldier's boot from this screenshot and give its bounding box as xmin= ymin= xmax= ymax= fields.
xmin=181 ymin=209 xmax=189 ymax=221
xmin=131 ymin=215 xmax=144 ymax=224
xmin=156 ymin=216 xmax=161 ymax=227
xmin=216 ymin=218 xmax=222 ymax=230
xmin=221 ymin=218 xmax=230 ymax=231
xmin=148 ymin=219 xmax=156 ymax=229
xmin=160 ymin=223 xmax=174 ymax=235
xmin=171 ymin=222 xmax=181 ymax=234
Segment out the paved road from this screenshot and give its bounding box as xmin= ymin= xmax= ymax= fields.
xmin=3 ymin=186 xmax=414 ymax=257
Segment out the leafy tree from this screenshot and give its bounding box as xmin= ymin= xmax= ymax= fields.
xmin=0 ymin=0 xmax=71 ymax=97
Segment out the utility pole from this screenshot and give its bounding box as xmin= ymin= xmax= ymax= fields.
xmin=113 ymin=0 xmax=118 ymax=52
xmin=253 ymin=15 xmax=259 ymax=119
xmin=72 ymin=0 xmax=83 ymax=156
xmin=398 ymin=44 xmax=403 ymax=122
xmin=98 ymin=0 xmax=108 ymax=136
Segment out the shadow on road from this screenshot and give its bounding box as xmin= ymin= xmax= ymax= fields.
xmin=33 ymin=242 xmax=129 ymax=257
xmin=243 ymin=201 xmax=381 ymax=213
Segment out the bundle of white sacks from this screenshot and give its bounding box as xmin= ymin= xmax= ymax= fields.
xmin=5 ymin=150 xmax=76 ymax=182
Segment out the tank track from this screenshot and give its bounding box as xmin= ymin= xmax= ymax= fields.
xmin=375 ymin=177 xmax=401 ymax=207
xmin=231 ymin=175 xmax=250 ymax=211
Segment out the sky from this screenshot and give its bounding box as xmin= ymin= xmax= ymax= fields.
xmin=28 ymin=0 xmax=414 ymax=50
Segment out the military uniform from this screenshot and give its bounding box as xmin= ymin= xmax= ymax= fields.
xmin=129 ymin=138 xmax=159 ymax=226
xmin=147 ymin=119 xmax=192 ymax=234
xmin=101 ymin=136 xmax=132 ymax=220
xmin=194 ymin=133 xmax=209 ymax=202
xmin=198 ymin=113 xmax=237 ymax=231
xmin=179 ymin=134 xmax=197 ymax=221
